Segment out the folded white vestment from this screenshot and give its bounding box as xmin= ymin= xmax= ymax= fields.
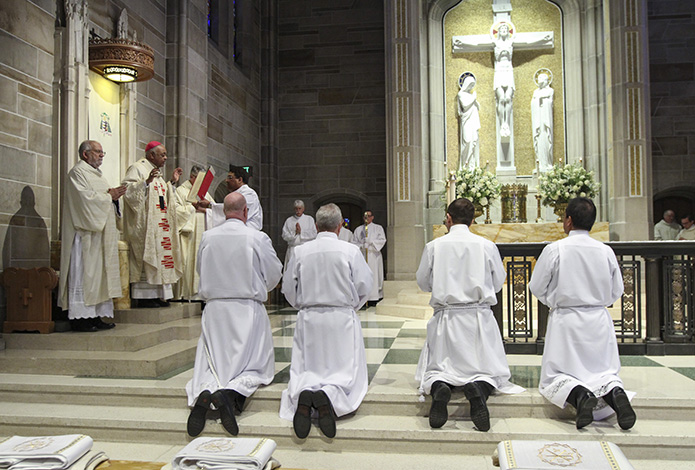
xmin=0 ymin=435 xmax=93 ymax=470
xmin=496 ymin=440 xmax=635 ymax=470
xmin=172 ymin=437 xmax=276 ymax=470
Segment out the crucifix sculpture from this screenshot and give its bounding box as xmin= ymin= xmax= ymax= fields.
xmin=452 ymin=1 xmax=553 ymax=174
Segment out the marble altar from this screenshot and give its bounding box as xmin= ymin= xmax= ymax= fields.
xmin=433 ymin=221 xmax=609 ymax=243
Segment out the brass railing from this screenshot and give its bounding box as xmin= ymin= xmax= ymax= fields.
xmin=493 ymin=242 xmax=695 ymax=355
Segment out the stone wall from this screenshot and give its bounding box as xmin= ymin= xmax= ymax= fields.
xmin=648 ymin=0 xmax=695 ymax=196
xmin=0 ymin=0 xmax=55 ymax=327
xmin=276 ymin=1 xmax=386 ymax=258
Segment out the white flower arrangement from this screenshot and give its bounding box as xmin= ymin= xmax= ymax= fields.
xmin=538 ymin=163 xmax=601 ymax=206
xmin=454 ymin=166 xmax=501 ymax=207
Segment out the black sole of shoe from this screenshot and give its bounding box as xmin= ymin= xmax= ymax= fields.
xmin=463 ymin=383 xmax=490 ymax=432
xmin=576 ymin=396 xmax=598 ymax=429
xmin=187 ymin=391 xmax=211 ymax=437
xmin=293 ymin=390 xmax=314 ymax=439
xmin=313 ymin=390 xmax=337 ymax=438
xmin=429 ymin=383 xmax=451 ymax=429
xmin=211 ymin=391 xmax=238 ymax=436
xmin=614 ymin=393 xmax=636 ymax=430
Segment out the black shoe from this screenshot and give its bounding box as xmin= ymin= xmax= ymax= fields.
xmin=463 ymin=382 xmax=491 ymax=432
xmin=225 ymin=389 xmax=246 ymax=415
xmin=293 ymin=390 xmax=313 ymax=439
xmin=604 ymin=387 xmax=636 ymax=430
xmin=211 ymin=389 xmax=238 ymax=436
xmin=429 ymin=381 xmax=451 ymax=429
xmin=574 ymin=390 xmax=598 ymax=430
xmin=232 ymin=391 xmax=246 ymax=415
xmin=92 ymin=318 xmax=116 ymax=330
xmin=187 ymin=390 xmax=211 ymax=437
xmin=313 ymin=390 xmax=336 ymax=438
xmin=155 ymin=299 xmax=170 ymax=308
xmin=70 ymin=318 xmax=98 ymax=332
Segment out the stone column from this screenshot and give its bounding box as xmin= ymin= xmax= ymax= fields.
xmin=384 ymin=0 xmax=426 ymax=280
xmin=605 ymin=0 xmax=654 ymax=241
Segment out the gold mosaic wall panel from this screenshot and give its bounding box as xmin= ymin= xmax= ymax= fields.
xmin=444 ymin=0 xmax=564 ymax=175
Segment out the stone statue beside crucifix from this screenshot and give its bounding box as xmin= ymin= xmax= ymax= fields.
xmin=452 ymin=1 xmax=553 ymax=175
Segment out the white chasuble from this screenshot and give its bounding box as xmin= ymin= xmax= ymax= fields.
xmin=279 ymin=232 xmax=373 ymax=420
xmin=122 ymin=158 xmax=182 ymax=286
xmin=529 ymin=230 xmax=634 ymax=420
xmin=58 ymin=160 xmax=121 ymax=310
xmin=352 ymin=222 xmax=386 ymax=301
xmin=174 ymin=180 xmax=213 ymax=299
xmin=414 ymin=224 xmax=523 ymax=396
xmin=186 ymin=218 xmax=282 ymax=405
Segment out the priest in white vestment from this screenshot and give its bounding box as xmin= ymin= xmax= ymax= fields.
xmin=280 ymin=203 xmax=373 ymax=439
xmin=677 ymin=215 xmax=695 ymax=240
xmin=529 ymin=197 xmax=636 ymax=430
xmin=185 ymin=192 xmax=282 ymax=437
xmin=206 ymin=165 xmax=263 ymax=230
xmin=122 ymin=141 xmax=183 ymax=307
xmin=353 ymin=210 xmax=386 ymax=305
xmin=174 ymin=165 xmax=214 ymax=300
xmin=58 ymin=140 xmax=125 ymax=332
xmin=281 ymin=199 xmax=317 ymax=269
xmin=654 ymin=210 xmax=681 ymax=241
xmin=415 ymin=198 xmax=523 ymax=432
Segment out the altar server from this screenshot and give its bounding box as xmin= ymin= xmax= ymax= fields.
xmin=58 ymin=140 xmax=125 ymax=332
xmin=353 ymin=210 xmax=386 ymax=305
xmin=280 ymin=203 xmax=373 ymax=439
xmin=529 ymin=197 xmax=636 ymax=430
xmin=281 ymin=199 xmax=317 ymax=268
xmin=415 ymin=197 xmax=523 ymax=431
xmin=186 ymin=192 xmax=282 ymax=437
xmin=122 ymin=141 xmax=183 ymax=307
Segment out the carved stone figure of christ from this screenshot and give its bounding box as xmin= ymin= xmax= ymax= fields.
xmin=452 ymin=21 xmax=553 ymax=170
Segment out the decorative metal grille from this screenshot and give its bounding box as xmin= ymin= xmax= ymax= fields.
xmin=664 ymin=258 xmax=694 ymax=340
xmin=506 ymin=258 xmax=533 ymax=341
xmin=616 ymin=257 xmax=641 ymax=341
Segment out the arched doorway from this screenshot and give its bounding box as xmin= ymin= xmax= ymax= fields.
xmin=654 ymin=187 xmax=695 ymax=222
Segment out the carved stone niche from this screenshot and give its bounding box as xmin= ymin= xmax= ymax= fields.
xmin=88 ymin=38 xmax=155 ymax=82
xmin=1 ymin=267 xmax=59 ymax=334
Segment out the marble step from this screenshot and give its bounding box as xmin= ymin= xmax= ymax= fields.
xmin=0 ymin=403 xmax=692 ymax=461
xmin=113 ymin=303 xmax=202 ymax=325
xmin=375 ymin=298 xmax=432 ymax=319
xmin=2 ymin=318 xmax=201 ymax=352
xmin=0 ymin=339 xmax=197 ymax=378
xmin=396 ymin=289 xmax=433 ymax=306
xmin=0 ymin=377 xmax=693 ymax=422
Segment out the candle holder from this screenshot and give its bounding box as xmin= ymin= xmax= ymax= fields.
xmin=535 ymin=194 xmax=543 ymax=223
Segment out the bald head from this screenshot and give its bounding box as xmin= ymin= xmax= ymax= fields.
xmin=224 ymin=192 xmax=248 ymax=222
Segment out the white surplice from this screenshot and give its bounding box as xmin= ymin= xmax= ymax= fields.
xmin=185 ymin=218 xmax=282 ymax=406
xmin=414 ymin=224 xmax=524 ymax=396
xmin=653 ymin=219 xmax=681 ymax=241
xmin=352 ymin=222 xmax=386 ymax=301
xmin=205 ymin=184 xmax=263 ymax=231
xmin=122 ymin=158 xmax=182 ymax=297
xmin=174 ymin=180 xmax=214 ymax=300
xmin=58 ymin=160 xmax=121 ymax=319
xmin=529 ymin=230 xmax=630 ymax=420
xmin=279 ymin=232 xmax=373 ymax=420
xmin=281 ymin=213 xmax=317 ymax=268
xmin=338 ymin=226 xmax=353 ymax=243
